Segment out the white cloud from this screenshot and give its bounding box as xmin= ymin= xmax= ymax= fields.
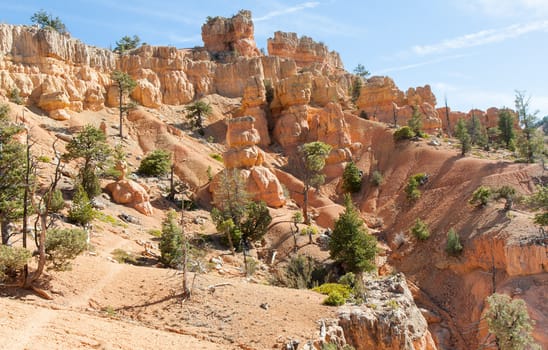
xmin=458 ymin=0 xmax=548 ymax=17
xmin=412 ymin=20 xmax=548 ymax=56
xmin=376 ymin=54 xmax=471 ymax=74
xmin=255 ymin=2 xmax=320 ymax=22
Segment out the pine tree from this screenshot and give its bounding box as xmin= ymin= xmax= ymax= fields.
xmin=408 ymin=106 xmax=424 ymax=137
xmin=30 ymin=10 xmax=67 ymax=34
xmin=65 ymin=125 xmax=111 ymax=198
xmin=498 ymin=109 xmax=516 ymax=149
xmin=455 ymin=118 xmax=471 ymax=156
xmin=185 ymin=101 xmax=212 ymax=136
xmin=114 ymin=35 xmax=141 ymax=53
xmin=211 ymin=169 xmax=250 ymax=252
xmin=111 ymin=71 xmax=137 ymax=138
xmin=0 ymin=105 xmax=26 ymax=244
xmin=299 ymin=141 xmax=332 ymax=224
xmin=159 ymin=210 xmax=183 ymax=268
xmin=329 ymin=195 xmax=377 ymax=273
xmin=68 ymin=185 xmax=95 ymax=226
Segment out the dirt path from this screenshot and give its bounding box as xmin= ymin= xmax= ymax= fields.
xmin=0 ymin=241 xmax=227 ymax=349
xmin=0 ymin=298 xmax=225 ymax=349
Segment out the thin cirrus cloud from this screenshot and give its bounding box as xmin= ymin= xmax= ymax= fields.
xmin=254 ymin=1 xmax=320 ymax=22
xmin=376 ymin=54 xmax=472 ymax=75
xmin=459 ymin=0 xmax=548 ymax=17
xmin=412 ymin=20 xmax=548 ymax=56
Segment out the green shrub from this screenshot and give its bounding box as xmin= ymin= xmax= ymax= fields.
xmin=342 ymin=161 xmax=362 ymax=193
xmin=406 ymin=177 xmax=420 ymax=201
xmin=370 ymin=170 xmax=384 ymax=186
xmin=95 ymin=212 xmax=127 ymax=227
xmin=9 ymin=88 xmax=24 ymax=105
xmin=45 ymin=228 xmax=88 ymax=269
xmin=138 ymin=149 xmax=171 ymax=177
xmin=445 ymin=229 xmax=463 ymax=256
xmin=495 ymin=185 xmax=516 ymax=211
xmin=534 ymin=212 xmax=548 ymax=226
xmin=338 ymin=272 xmax=356 ymax=288
xmin=300 ymin=225 xmax=319 ymax=236
xmin=313 ymin=283 xmax=352 ymax=299
xmin=47 ymin=188 xmax=65 ymax=213
xmin=68 ymin=185 xmax=96 ymax=226
xmin=209 ymin=153 xmax=223 ymax=162
xmin=411 ymin=218 xmax=430 ymax=240
xmin=387 ymin=299 xmax=399 ymax=310
xmin=406 ymin=173 xmax=428 ymax=201
xmin=527 ymin=185 xmax=548 ymax=208
xmin=470 ymin=186 xmax=492 ymax=207
xmin=80 ymin=167 xmax=102 ymax=198
xmin=408 ymin=107 xmax=425 ymax=137
xmin=394 ymin=126 xmax=415 ymax=141
xmin=323 ymin=290 xmax=346 ymax=306
xmin=148 ymin=229 xmax=162 ymax=237
xmin=0 ymin=245 xmax=31 ymax=281
xmin=277 ymin=255 xmax=325 ymax=289
xmin=111 ymin=248 xmax=140 ymax=265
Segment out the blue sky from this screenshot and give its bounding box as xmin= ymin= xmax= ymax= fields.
xmin=1 ymin=0 xmax=547 ymax=116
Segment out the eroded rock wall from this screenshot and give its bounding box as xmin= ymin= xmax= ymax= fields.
xmin=338 ymin=274 xmax=437 ymax=350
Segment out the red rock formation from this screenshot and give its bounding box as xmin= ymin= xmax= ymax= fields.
xmin=210 ymin=116 xmax=286 ymax=208
xmin=201 ymin=10 xmax=260 ymax=58
xmin=267 ymin=31 xmax=343 ymax=69
xmin=356 ymin=76 xmax=442 ymax=132
xmin=437 ymin=106 xmax=519 ymax=134
xmin=106 ymin=180 xmax=153 ymax=216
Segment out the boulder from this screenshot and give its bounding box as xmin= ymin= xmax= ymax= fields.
xmin=38 ymin=91 xmax=70 ymax=111
xmin=106 ymin=179 xmax=153 ymax=216
xmin=338 ymin=274 xmax=437 ymax=350
xmin=49 ymin=108 xmax=70 ymax=121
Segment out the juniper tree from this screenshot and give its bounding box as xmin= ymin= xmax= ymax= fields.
xmin=484 ymin=293 xmax=540 ymax=350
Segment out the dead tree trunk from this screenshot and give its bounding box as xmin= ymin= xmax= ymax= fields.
xmin=180 ymin=194 xmax=190 ymax=299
